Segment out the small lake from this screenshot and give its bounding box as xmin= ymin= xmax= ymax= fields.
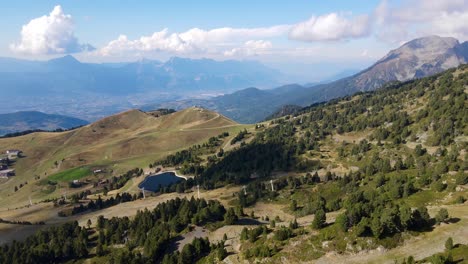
xmin=138 ymin=171 xmax=183 ymax=192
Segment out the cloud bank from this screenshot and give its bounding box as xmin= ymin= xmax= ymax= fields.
xmin=96 ymin=9 xmax=374 ymax=57
xmin=289 ymin=13 xmax=371 ymax=41
xmin=224 ymin=40 xmax=273 ymax=57
xmin=374 ymin=0 xmax=468 ymax=43
xmin=99 ymin=26 xmax=288 ymax=56
xmin=9 ymin=1 xmax=468 ymax=60
xmin=10 ymin=5 xmax=94 ymax=55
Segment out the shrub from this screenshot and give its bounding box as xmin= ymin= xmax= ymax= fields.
xmin=455 ymin=196 xmax=466 ymax=204
xmin=274 ymin=227 xmax=293 ymax=241
xmin=432 ymin=181 xmax=447 ymax=192
xmin=435 ymin=208 xmax=449 ymax=224
xmin=455 ymin=172 xmax=468 ymax=185
xmin=445 ymin=237 xmax=453 ymax=250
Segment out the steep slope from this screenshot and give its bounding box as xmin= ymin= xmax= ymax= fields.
xmin=0 ymin=111 xmax=89 ymax=136
xmin=286 ymin=36 xmax=468 ymax=104
xmin=353 ymin=36 xmax=467 ymax=91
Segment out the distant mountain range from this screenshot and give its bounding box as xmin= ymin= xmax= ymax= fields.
xmin=147 ymin=36 xmax=468 ymax=123
xmin=0 ymin=55 xmax=287 ymax=121
xmin=1 ymin=35 xmax=466 ymax=125
xmin=0 ymin=111 xmax=89 ymax=136
xmin=0 ymin=55 xmax=284 ymax=97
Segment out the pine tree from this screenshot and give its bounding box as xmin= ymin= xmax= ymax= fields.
xmin=312 ymin=209 xmax=326 ymax=229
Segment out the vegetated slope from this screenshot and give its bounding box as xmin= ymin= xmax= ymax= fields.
xmin=151 ymin=65 xmax=467 ymax=262
xmin=0 ymin=111 xmax=88 ymax=136
xmin=175 ymin=65 xmax=468 ymax=187
xmin=0 ymin=107 xmax=242 ymax=208
xmin=151 ymin=35 xmax=468 ymax=123
xmin=265 ymin=104 xmax=304 ymax=120
xmin=0 ymin=65 xmax=466 ymax=264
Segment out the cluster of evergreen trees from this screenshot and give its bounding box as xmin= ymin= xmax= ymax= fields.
xmin=58 ymin=192 xmax=138 ymax=217
xmin=230 ymin=129 xmax=248 ymax=145
xmin=0 ymin=218 xmax=45 ymax=226
xmin=0 ymin=221 xmax=88 ymax=264
xmin=99 ymin=168 xmax=143 ymax=193
xmin=1 ymin=198 xmax=230 ymax=263
xmin=153 ymin=132 xmax=229 ymax=168
xmin=97 ymin=198 xmax=226 ymax=262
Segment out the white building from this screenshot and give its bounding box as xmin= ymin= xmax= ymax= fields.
xmin=0 ymin=169 xmax=15 ymax=178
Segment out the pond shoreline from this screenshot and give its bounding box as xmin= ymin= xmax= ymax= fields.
xmin=138 ymin=171 xmax=188 ymax=192
xmin=158 ymin=170 xmax=189 ymax=180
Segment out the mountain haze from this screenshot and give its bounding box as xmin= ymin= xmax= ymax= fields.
xmin=150 ymin=36 xmax=468 ymax=123
xmin=0 ymin=111 xmax=89 ymax=136
xmin=0 ymin=56 xmax=285 ymax=120
xmin=143 ymin=84 xmax=311 ymax=123
xmin=0 ymin=56 xmax=283 ymax=96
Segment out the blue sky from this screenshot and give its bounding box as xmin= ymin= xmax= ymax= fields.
xmin=1 ymin=0 xmax=467 ymax=80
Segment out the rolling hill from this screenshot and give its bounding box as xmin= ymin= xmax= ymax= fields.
xmin=0 ymin=111 xmax=89 ymax=136
xmin=0 ymin=107 xmax=245 ymax=209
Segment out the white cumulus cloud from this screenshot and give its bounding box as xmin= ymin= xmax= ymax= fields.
xmin=99 ymin=26 xmax=289 ymax=56
xmin=10 ymin=5 xmax=94 ymax=55
xmin=289 ymin=13 xmax=371 ymax=42
xmin=224 ymin=40 xmax=273 ymax=57
xmin=374 ymin=0 xmax=468 ymax=43
xmin=100 ymin=29 xmax=194 ymax=56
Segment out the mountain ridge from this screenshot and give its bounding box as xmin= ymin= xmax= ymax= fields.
xmin=148 ymin=35 xmax=468 ymax=123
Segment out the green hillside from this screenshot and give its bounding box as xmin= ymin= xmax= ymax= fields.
xmin=0 ymin=65 xmax=467 ymax=263
xmin=0 ymin=107 xmax=246 ymax=209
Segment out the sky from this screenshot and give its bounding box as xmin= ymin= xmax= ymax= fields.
xmin=1 ymin=0 xmax=467 ymax=80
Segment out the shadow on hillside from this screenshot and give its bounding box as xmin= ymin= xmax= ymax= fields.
xmin=237 ymin=218 xmax=263 ymax=225
xmin=447 ymin=217 xmax=460 ymax=224
xmin=167 ymin=235 xmax=184 ymax=253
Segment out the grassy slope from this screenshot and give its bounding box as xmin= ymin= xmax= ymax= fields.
xmin=0 ymin=67 xmax=466 ymax=263
xmin=0 ymin=107 xmax=248 ymax=209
